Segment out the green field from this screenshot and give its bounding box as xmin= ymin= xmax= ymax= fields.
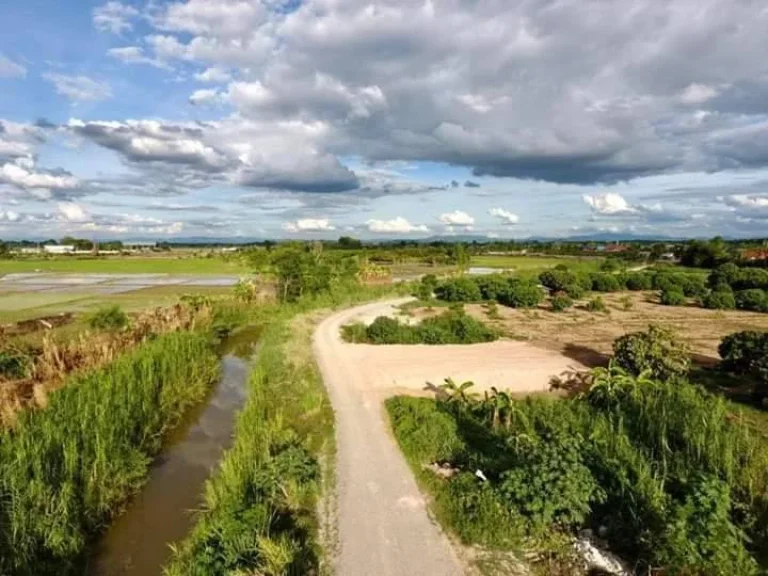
xmin=0 ymin=285 xmax=234 ymax=324
xmin=471 ymin=254 xmax=603 ymax=272
xmin=0 ymin=256 xmax=249 ymax=275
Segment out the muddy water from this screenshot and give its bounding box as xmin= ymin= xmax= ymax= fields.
xmin=88 ymin=329 xmax=260 ymax=575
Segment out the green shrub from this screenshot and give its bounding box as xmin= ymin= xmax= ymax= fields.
xmin=434 ymin=277 xmax=482 ymax=302
xmin=499 ymin=430 xmax=604 ymax=529
xmin=343 ymin=310 xmax=497 ymax=345
xmin=414 ymin=274 xmax=439 ymax=300
xmin=619 ymin=295 xmax=634 ymax=311
xmin=484 ymin=300 xmax=501 ymax=320
xmin=702 ymin=290 xmax=736 ymax=310
xmin=590 ymin=273 xmax=621 ymax=292
xmin=550 ymin=293 xmax=573 ymax=312
xmin=708 ymin=263 xmax=741 ymax=289
xmin=718 ymin=331 xmax=768 ymax=374
xmin=586 ymin=296 xmax=608 ymax=313
xmin=561 ymin=283 xmax=585 ymax=299
xmin=735 ymin=289 xmax=768 ymax=312
xmin=660 ymin=289 xmax=686 ymax=306
xmin=474 ymin=274 xmax=510 ymax=301
xmin=653 ymin=273 xmax=686 ymax=292
xmin=538 ymin=269 xmax=577 ymax=293
xmin=87 ymin=305 xmax=129 ymax=331
xmin=613 ymin=325 xmax=690 ymax=379
xmin=625 ymin=272 xmax=653 ymax=291
xmin=0 ymin=347 xmax=34 ymax=379
xmin=498 ymin=278 xmax=543 ymax=309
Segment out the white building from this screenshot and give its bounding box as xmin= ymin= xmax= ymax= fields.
xmin=43 ymin=245 xmax=75 ymax=255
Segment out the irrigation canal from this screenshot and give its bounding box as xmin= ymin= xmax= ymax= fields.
xmin=87 ymin=327 xmax=260 ymax=575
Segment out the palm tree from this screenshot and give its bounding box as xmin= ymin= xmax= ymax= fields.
xmin=439 ymin=378 xmax=478 ymax=408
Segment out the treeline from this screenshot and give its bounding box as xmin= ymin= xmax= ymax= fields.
xmin=387 ymin=325 xmax=768 ymax=574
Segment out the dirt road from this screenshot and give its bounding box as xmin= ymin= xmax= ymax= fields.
xmin=314 ymin=298 xmax=585 ymax=575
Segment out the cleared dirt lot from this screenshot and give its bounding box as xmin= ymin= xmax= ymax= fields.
xmin=451 ymin=291 xmax=768 ymax=366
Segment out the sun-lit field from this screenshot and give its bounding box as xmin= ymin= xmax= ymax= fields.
xmin=471 ymin=254 xmax=603 ymax=272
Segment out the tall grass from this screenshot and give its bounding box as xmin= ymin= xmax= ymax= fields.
xmin=0 ymin=332 xmax=219 ymax=575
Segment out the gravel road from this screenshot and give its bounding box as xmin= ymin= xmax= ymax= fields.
xmin=314 ymin=298 xmax=464 ymax=576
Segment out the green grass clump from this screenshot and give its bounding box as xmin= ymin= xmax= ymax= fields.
xmin=342 ymin=309 xmax=498 ymax=345
xmin=0 ymin=332 xmax=219 ymax=575
xmin=87 ymin=305 xmax=129 ymax=331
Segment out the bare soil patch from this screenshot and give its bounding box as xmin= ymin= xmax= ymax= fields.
xmin=452 ymin=291 xmax=768 ymax=367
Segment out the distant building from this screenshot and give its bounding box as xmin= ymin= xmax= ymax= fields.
xmin=742 ymin=248 xmax=768 ymax=261
xmin=19 ymin=247 xmax=42 ymax=255
xmin=43 ymin=245 xmax=75 ymax=255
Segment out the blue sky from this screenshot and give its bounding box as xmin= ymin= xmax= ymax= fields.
xmin=2 ymin=0 xmax=768 ymax=240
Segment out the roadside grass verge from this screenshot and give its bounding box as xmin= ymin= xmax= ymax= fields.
xmin=164 ymin=283 xmax=403 ymax=575
xmin=0 ymin=331 xmax=220 ymax=575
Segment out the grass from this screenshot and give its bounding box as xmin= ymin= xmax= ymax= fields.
xmin=164 ymin=282 xmax=404 ymax=575
xmin=0 ymin=331 xmax=220 ymax=575
xmin=471 ymin=255 xmax=603 ymax=272
xmin=0 ymin=256 xmax=248 ymax=275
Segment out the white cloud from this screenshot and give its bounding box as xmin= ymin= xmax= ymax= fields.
xmin=107 ymin=46 xmax=170 ymax=69
xmin=0 ymin=54 xmax=26 ymax=78
xmin=194 ymin=67 xmax=231 ymax=83
xmin=43 ymin=74 xmax=112 ymax=103
xmin=57 ymin=202 xmax=89 ymax=222
xmin=0 ymin=158 xmax=80 ymax=195
xmin=679 ymin=83 xmax=719 ymax=105
xmin=582 ymin=193 xmax=637 ymax=215
xmin=282 ymin=218 xmax=336 ymax=232
xmin=93 ymin=1 xmax=139 ymax=34
xmin=366 ymin=217 xmax=429 ymax=234
xmin=723 ymin=194 xmax=768 ymax=209
xmin=189 ymin=88 xmax=222 ymax=105
xmin=0 ymin=210 xmax=21 ymax=222
xmin=439 ymin=210 xmax=475 ymax=226
xmin=488 ymin=207 xmax=519 ymax=225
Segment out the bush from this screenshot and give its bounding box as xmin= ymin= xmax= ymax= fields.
xmin=613 ymin=325 xmax=690 ymax=379
xmin=590 ymin=273 xmax=621 ymax=292
xmin=660 ymin=289 xmax=686 ymax=306
xmin=550 ymin=293 xmax=573 ymax=312
xmin=625 ymin=272 xmax=653 ymax=291
xmin=619 ymin=295 xmax=634 ymax=311
xmin=434 ymin=277 xmax=482 ymax=302
xmin=718 ymin=331 xmax=768 ymax=397
xmin=561 ymin=283 xmax=585 ymax=300
xmin=0 ymin=347 xmax=33 ymax=379
xmin=499 ymin=430 xmax=604 ymax=529
xmin=87 ymin=305 xmax=129 ymax=331
xmin=734 ymin=289 xmax=768 ymax=312
xmin=586 ymin=296 xmax=608 ymax=313
xmin=414 ymin=274 xmax=439 ymax=300
xmin=653 ymin=273 xmax=686 ymax=292
xmin=702 ymin=290 xmax=736 ymax=310
xmin=539 ymin=269 xmax=577 ymax=293
xmin=498 ymin=278 xmax=543 ymax=309
xmin=343 ymin=310 xmax=498 ymax=345
xmin=708 ymin=263 xmax=741 ymax=289
xmin=681 ymin=276 xmax=708 ymax=298
xmin=474 ymin=274 xmax=511 ymax=301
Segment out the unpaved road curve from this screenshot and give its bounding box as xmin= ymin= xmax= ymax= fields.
xmin=314 ymin=298 xmax=464 ymax=576
xmin=314 ymin=298 xmax=586 ymax=575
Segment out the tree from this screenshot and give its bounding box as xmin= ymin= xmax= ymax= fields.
xmin=337 ymin=236 xmax=362 ymax=249
xmin=613 ymin=325 xmax=690 ymax=380
xmin=449 ymin=243 xmax=470 ymax=270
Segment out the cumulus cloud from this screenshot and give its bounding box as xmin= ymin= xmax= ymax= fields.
xmin=0 ymin=209 xmax=21 ymax=222
xmin=722 ymin=194 xmax=768 ymax=217
xmin=366 ymin=217 xmax=429 ymax=234
xmin=107 ymin=46 xmax=170 ymax=69
xmin=43 ymin=74 xmax=112 ymax=103
xmin=282 ymin=218 xmax=335 ymax=232
xmin=189 ymin=88 xmax=222 ymax=105
xmin=57 ymin=202 xmax=89 ymax=222
xmin=583 ymin=193 xmax=637 ymax=215
xmin=439 ymin=210 xmax=475 ymax=227
xmin=488 ymin=207 xmax=519 ymax=225
xmin=0 ymin=157 xmax=80 ymax=198
xmin=0 ymin=54 xmax=26 ymax=78
xmin=194 ymin=67 xmax=231 ymax=83
xmin=679 ymin=83 xmax=719 ymax=105
xmin=93 ymin=1 xmax=139 ymax=34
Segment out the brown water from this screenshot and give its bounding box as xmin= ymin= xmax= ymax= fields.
xmin=87 ymin=330 xmax=259 ymax=575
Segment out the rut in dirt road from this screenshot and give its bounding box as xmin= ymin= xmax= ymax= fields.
xmin=313 ymin=299 xmax=464 ymax=576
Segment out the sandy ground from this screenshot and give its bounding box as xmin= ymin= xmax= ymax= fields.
xmin=313 ymin=298 xmax=585 ymax=576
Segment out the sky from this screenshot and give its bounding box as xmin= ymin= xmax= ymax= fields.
xmin=1 ymin=0 xmax=768 ymax=241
